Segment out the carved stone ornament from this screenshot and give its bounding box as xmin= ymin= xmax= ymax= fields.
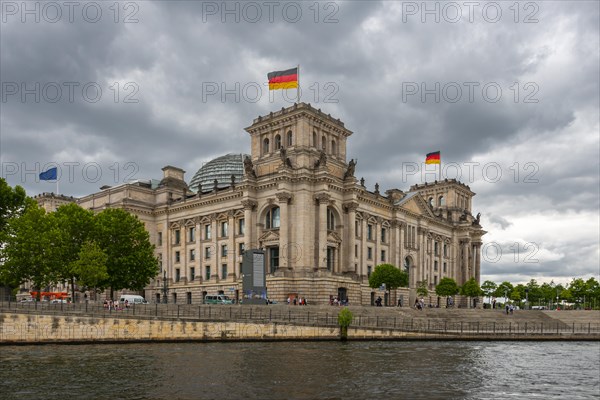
xmin=314 ymin=193 xmax=331 ymax=203
xmin=344 ymin=159 xmax=356 ymax=180
xmin=241 ymin=199 xmax=258 ymax=210
xmin=243 ymin=155 xmax=257 ymax=179
xmin=276 ymin=192 xmax=293 ymax=203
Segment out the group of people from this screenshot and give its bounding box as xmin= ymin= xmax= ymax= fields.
xmin=103 ymin=299 xmax=129 ymax=311
xmin=287 ymin=296 xmax=307 ymax=305
xmin=505 ymin=304 xmax=516 ymax=314
xmin=330 ymin=296 xmax=348 ymax=306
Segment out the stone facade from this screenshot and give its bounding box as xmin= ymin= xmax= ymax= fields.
xmin=35 ymin=103 xmax=486 ymax=306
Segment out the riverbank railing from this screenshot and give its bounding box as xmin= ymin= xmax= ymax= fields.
xmin=1 ymin=301 xmax=599 ymax=337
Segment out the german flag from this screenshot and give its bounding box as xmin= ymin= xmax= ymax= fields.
xmin=268 ymin=67 xmax=298 ymax=90
xmin=425 ymin=151 xmax=441 ymax=164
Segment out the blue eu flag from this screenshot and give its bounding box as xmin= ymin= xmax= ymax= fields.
xmin=39 ymin=167 xmax=57 ymax=181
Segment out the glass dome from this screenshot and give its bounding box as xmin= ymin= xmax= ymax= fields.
xmin=189 ymin=153 xmax=249 ymax=193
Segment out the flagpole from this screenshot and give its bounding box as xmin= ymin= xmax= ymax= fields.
xmin=439 ymin=152 xmax=442 ymax=181
xmin=297 ymin=64 xmax=300 ymax=104
xmin=56 ymin=178 xmax=59 ymax=195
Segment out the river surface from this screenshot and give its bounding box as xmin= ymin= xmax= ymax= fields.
xmin=1 ymin=341 xmax=598 ymax=399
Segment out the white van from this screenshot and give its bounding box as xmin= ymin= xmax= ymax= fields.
xmin=119 ymin=294 xmax=148 ymax=306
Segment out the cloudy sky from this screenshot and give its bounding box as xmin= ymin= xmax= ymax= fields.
xmin=1 ymin=1 xmax=598 ymax=286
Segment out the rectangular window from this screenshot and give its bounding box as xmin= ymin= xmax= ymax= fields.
xmin=221 ymin=244 xmax=228 ymax=257
xmin=381 ymin=228 xmax=386 ymax=243
xmin=221 ymin=221 xmax=228 ymax=237
xmin=238 ymin=218 xmax=245 ymax=235
xmin=221 ymin=264 xmax=228 ymax=279
xmin=205 ymin=266 xmax=211 ymax=281
xmin=434 ymin=276 xmax=438 ymax=285
xmin=381 ymin=250 xmax=386 ymax=262
xmin=354 ymin=244 xmax=358 ymax=257
xmin=444 ymin=244 xmax=448 ymax=257
xmin=175 ymin=251 xmax=180 ymax=263
xmin=326 ymin=247 xmax=334 ymax=271
xmin=158 ymin=253 xmax=162 ymax=272
xmin=367 ymin=247 xmax=373 ymax=260
xmin=239 ymin=262 xmax=243 ymax=275
xmin=367 ymin=224 xmax=373 ymax=240
xmin=239 ymin=242 xmax=245 ymax=256
xmin=434 ymin=260 xmax=438 ymax=271
xmin=367 ymin=266 xmax=372 ymax=277
xmin=269 ymin=247 xmax=279 ymax=273
xmin=355 ymin=221 xmax=360 ymax=237
xmin=434 ymin=241 xmax=439 ymax=256
xmin=443 ymin=262 xmax=447 ymax=273
xmin=189 ymin=227 xmax=195 ymax=242
xmin=204 ymin=247 xmax=211 ymax=259
xmin=175 ymin=268 xmax=180 ymax=282
xmin=204 ymin=224 xmax=211 ymax=240
xmin=157 ymin=232 xmax=162 ymax=246
xmin=189 ymin=249 xmax=195 ymax=261
xmin=186 ymin=292 xmax=192 ymax=304
xmin=172 ymin=293 xmax=177 ymax=304
xmin=175 ymin=229 xmax=181 ymax=245
xmin=190 ymin=267 xmax=195 ymax=281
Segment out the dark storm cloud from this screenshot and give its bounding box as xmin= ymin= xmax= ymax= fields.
xmin=1 ymin=1 xmax=598 ymax=282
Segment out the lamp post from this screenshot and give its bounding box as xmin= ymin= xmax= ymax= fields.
xmin=162 ymin=271 xmax=169 ymax=304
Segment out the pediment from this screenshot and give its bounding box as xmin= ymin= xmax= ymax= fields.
xmin=258 ymin=230 xmax=280 ymax=243
xmin=398 ymin=194 xmax=435 ymax=218
xmin=327 ymin=231 xmax=342 ymax=243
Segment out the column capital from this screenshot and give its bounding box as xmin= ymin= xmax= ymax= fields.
xmin=241 ymin=199 xmax=257 ymax=210
xmin=343 ymin=201 xmax=359 ymax=212
xmin=276 ymin=192 xmax=293 ymax=203
xmin=314 ymin=193 xmax=331 ymax=204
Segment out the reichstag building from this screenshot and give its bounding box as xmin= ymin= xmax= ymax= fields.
xmin=36 ymin=103 xmax=486 ymax=306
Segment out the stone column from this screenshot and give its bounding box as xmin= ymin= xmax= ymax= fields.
xmin=315 ymin=193 xmax=330 ymax=270
xmin=241 ymin=200 xmax=257 ymax=249
xmin=276 ymin=192 xmax=292 ymax=270
xmin=474 ymin=242 xmax=481 ymax=283
xmin=210 ymin=214 xmax=218 ymax=280
xmin=343 ymin=202 xmax=359 ymax=273
xmin=227 ymin=211 xmax=236 ymax=277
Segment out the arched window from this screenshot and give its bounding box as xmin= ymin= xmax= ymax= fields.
xmin=263 ymin=138 xmax=270 ymax=155
xmin=322 ymin=136 xmax=327 ymax=152
xmin=274 ymin=134 xmax=281 ymax=150
xmin=327 ymin=207 xmax=335 ymax=231
xmin=438 ymin=196 xmax=445 ymax=207
xmin=428 ymin=197 xmax=434 ymax=207
xmin=265 ymin=206 xmax=280 ymax=229
xmin=403 ymin=257 xmax=412 ymax=274
xmin=331 ymin=140 xmax=337 ymax=155
xmin=287 ymin=131 xmax=293 ymax=147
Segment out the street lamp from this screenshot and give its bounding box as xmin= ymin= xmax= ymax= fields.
xmin=162 ymin=271 xmax=169 ymax=304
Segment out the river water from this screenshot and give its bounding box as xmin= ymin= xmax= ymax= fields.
xmin=1 ymin=341 xmax=598 ymax=399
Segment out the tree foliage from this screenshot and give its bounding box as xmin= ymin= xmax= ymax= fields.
xmin=481 ymin=280 xmax=497 ymax=299
xmin=416 ymin=279 xmax=429 ymax=297
xmin=71 ymin=241 xmax=109 ymax=291
xmin=435 ymin=277 xmax=459 ymax=297
xmin=461 ymin=278 xmax=482 ymax=298
xmin=0 ymin=178 xmax=29 ymax=235
xmin=368 ymin=264 xmax=408 ymax=290
xmin=94 ymin=208 xmax=158 ymax=297
xmin=0 ymin=204 xmax=61 ymax=298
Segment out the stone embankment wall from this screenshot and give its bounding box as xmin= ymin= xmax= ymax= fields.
xmin=1 ymin=313 xmax=598 ymax=343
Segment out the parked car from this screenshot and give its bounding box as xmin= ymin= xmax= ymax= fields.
xmin=51 ymin=299 xmax=68 ymax=304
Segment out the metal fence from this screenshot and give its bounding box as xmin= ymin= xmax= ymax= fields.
xmin=1 ymin=301 xmax=598 ymax=336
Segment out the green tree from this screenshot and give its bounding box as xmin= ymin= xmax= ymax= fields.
xmin=494 ymin=281 xmax=514 ymax=300
xmin=525 ymin=279 xmax=542 ymax=305
xmin=568 ymin=278 xmax=587 ymax=308
xmin=0 ymin=178 xmax=29 ymax=235
xmin=481 ymin=280 xmax=497 ymax=304
xmin=94 ymin=208 xmax=158 ymax=299
xmin=71 ymin=241 xmax=109 ymax=293
xmin=586 ymin=278 xmax=600 ymax=309
xmin=416 ymin=279 xmax=429 ymax=298
xmin=461 ymin=278 xmax=482 ymax=307
xmin=368 ymin=264 xmax=408 ymax=306
xmin=54 ymin=203 xmax=95 ymax=302
xmin=435 ymin=277 xmax=459 ymax=297
xmin=337 ymin=308 xmax=353 ymax=340
xmin=0 ymin=204 xmax=61 ymax=299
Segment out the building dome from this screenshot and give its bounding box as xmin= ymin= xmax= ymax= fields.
xmin=189 ymin=153 xmax=248 ymax=193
